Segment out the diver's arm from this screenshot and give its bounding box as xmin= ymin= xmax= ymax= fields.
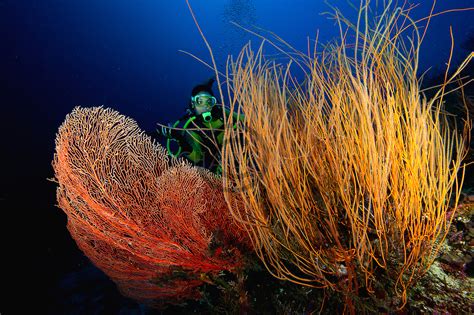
xmin=158 ymin=120 xmax=187 ymax=143
xmin=214 ymin=104 xmax=245 ymax=122
xmin=223 ymin=107 xmax=245 ymax=123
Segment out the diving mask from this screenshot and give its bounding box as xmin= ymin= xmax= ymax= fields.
xmin=191 ymin=92 xmax=216 ymax=122
xmin=191 ymin=93 xmax=217 ymax=108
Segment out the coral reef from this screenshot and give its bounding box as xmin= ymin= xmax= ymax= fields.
xmin=51 ymin=2 xmax=474 ymax=313
xmin=408 ymin=195 xmax=474 ymax=313
xmin=52 ymin=106 xmax=250 ymax=307
xmin=220 ymin=2 xmax=472 ymax=313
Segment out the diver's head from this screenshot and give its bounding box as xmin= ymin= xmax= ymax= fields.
xmin=191 ymin=91 xmax=217 ymax=122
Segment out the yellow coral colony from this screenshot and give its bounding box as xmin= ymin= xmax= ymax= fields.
xmin=221 ymin=1 xmax=472 ymax=312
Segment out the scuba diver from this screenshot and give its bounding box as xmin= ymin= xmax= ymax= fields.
xmin=158 ymin=78 xmax=243 ymax=175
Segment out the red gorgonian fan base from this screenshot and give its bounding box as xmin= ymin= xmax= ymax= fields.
xmin=52 ymin=106 xmax=250 ymax=306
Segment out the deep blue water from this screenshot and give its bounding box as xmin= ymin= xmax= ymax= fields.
xmin=1 ymin=0 xmax=473 ymax=313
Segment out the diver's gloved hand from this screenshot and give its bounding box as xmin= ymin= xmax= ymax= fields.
xmin=158 ymin=123 xmax=173 ymax=138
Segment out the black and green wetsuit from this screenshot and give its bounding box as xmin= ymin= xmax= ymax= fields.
xmin=164 ymin=105 xmax=243 ymax=173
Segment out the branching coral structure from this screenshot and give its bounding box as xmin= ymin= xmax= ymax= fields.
xmin=52 ymin=106 xmax=250 ymax=306
xmin=221 ymin=2 xmax=472 ymax=313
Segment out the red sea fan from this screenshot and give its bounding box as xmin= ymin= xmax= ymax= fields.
xmin=52 ymin=106 xmax=249 ymax=306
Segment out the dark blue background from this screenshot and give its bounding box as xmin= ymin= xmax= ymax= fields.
xmin=1 ymin=0 xmax=473 ymax=313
